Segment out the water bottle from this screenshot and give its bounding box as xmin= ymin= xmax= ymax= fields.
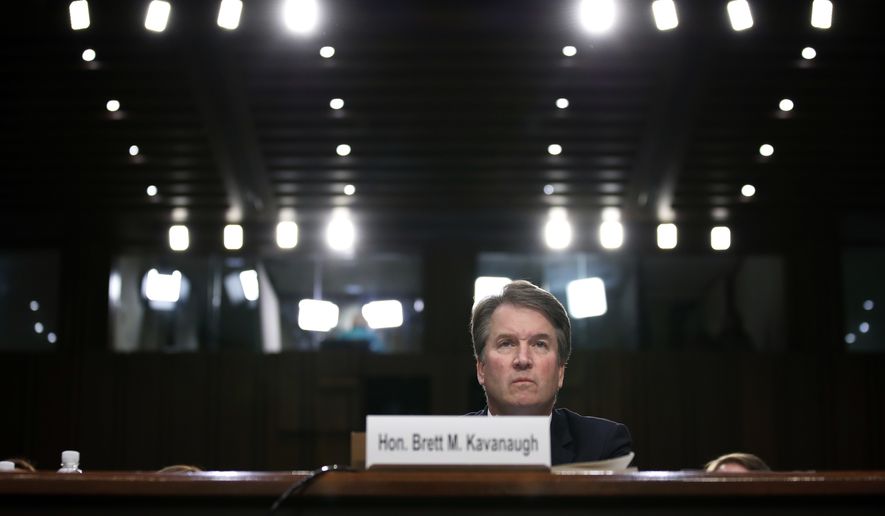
xmin=58 ymin=450 xmax=82 ymax=473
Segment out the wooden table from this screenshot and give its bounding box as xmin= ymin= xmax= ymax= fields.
xmin=2 ymin=469 xmax=884 ymax=515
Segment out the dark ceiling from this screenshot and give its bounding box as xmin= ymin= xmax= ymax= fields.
xmin=2 ymin=0 xmax=883 ymax=253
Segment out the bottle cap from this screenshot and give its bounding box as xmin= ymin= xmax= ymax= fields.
xmin=61 ymin=450 xmax=80 ymax=465
xmin=0 ymin=460 xmax=14 ymax=471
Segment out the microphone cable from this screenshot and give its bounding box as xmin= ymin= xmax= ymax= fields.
xmin=268 ymin=464 xmax=358 ymax=514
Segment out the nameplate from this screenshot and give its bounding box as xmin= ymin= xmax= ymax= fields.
xmin=365 ymin=415 xmax=551 ymax=469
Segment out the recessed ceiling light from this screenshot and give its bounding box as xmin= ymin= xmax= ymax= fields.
xmin=330 ymin=98 xmax=344 ymax=110
xmin=344 ymin=184 xmax=355 ymax=196
xmin=30 ymin=300 xmax=40 ymax=311
xmin=543 ymin=184 xmax=555 ymax=195
xmin=81 ymin=48 xmax=96 ymax=62
xmin=145 ymin=0 xmax=172 ymax=33
xmin=802 ymin=47 xmax=817 ymax=60
xmin=336 ymin=144 xmax=351 ymax=156
xmin=651 ymin=0 xmax=679 ymax=31
xmin=811 ymin=0 xmax=833 ymax=30
xmin=217 ymin=0 xmax=243 ymax=30
xmin=284 ymin=0 xmax=319 ymax=34
xmin=726 ymin=0 xmax=753 ymax=31
xmin=779 ymin=99 xmax=794 ymax=112
xmin=562 ymin=45 xmax=577 ymax=57
xmin=320 ymin=46 xmax=335 ymax=58
xmin=129 ymin=145 xmax=140 ymax=156
xmin=106 ymin=100 xmax=120 ymax=112
xmin=69 ymin=0 xmax=90 ymax=30
xmin=547 ymin=144 xmax=562 ymax=156
xmin=759 ymin=144 xmax=774 ymax=157
xmin=146 ymin=185 xmax=158 ymax=197
xmin=741 ymin=184 xmax=756 ymax=197
xmin=579 ymin=0 xmax=617 ymax=34
xmin=556 ymin=98 xmax=569 ymax=109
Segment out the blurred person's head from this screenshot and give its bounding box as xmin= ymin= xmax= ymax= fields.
xmin=705 ymin=452 xmax=770 ymax=472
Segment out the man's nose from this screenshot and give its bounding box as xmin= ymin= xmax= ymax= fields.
xmin=513 ymin=342 xmax=532 ymax=368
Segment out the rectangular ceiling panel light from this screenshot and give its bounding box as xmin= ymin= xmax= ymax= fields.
xmin=657 ymin=223 xmax=678 ymax=250
xmin=566 ymin=277 xmax=607 ymax=318
xmin=474 ymin=276 xmax=512 ymax=308
xmin=217 ymin=0 xmax=243 ymax=30
xmin=239 ymin=270 xmax=259 ymax=302
xmin=169 ymin=225 xmax=189 ymax=251
xmin=711 ymin=226 xmax=731 ymax=251
xmin=652 ymin=0 xmax=679 ymax=31
xmin=145 ymin=0 xmax=171 ymax=32
xmin=69 ymin=1 xmax=90 ymax=30
xmin=727 ymin=0 xmax=753 ymax=31
xmin=276 ymin=221 xmax=298 ymax=249
xmin=224 ymin=224 xmax=243 ymax=250
xmin=298 ymin=299 xmax=339 ymax=332
xmin=143 ymin=269 xmax=182 ymax=304
xmin=811 ymin=0 xmax=833 ymax=29
xmin=362 ymin=300 xmax=404 ymax=329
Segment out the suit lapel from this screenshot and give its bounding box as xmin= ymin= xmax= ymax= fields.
xmin=550 ymin=409 xmax=575 ymax=466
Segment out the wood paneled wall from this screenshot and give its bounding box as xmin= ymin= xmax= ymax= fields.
xmin=2 ymin=350 xmax=882 ymax=472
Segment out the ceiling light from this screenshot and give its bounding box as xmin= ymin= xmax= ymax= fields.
xmin=599 ymin=220 xmax=624 ymax=249
xmin=283 ymin=0 xmax=319 ymax=34
xmin=276 ymin=221 xmax=298 ymax=249
xmin=567 ymin=277 xmax=607 ymax=318
xmin=741 ymin=184 xmax=756 ymax=197
xmin=106 ymin=100 xmax=120 ymax=112
xmin=69 ymin=1 xmax=90 ymax=30
xmin=727 ymin=0 xmax=753 ymax=31
xmin=579 ymin=0 xmax=617 ymax=34
xmin=30 ymin=300 xmax=40 ymax=311
xmin=336 ymin=144 xmax=351 ymax=156
xmin=759 ymin=143 xmax=774 ymax=157
xmin=48 ymin=332 xmax=58 ymax=344
xmin=343 ymin=184 xmax=355 ymax=196
xmin=657 ymin=223 xmax=677 ymax=250
xmin=547 ymin=144 xmax=562 ymax=156
xmin=145 ymin=1 xmax=171 ymax=33
xmin=562 ymin=45 xmax=577 ymax=57
xmin=651 ymin=0 xmax=679 ymax=31
xmin=224 ymin=224 xmax=243 ymax=250
xmin=326 ymin=209 xmax=356 ymax=252
xmin=217 ymin=0 xmax=243 ymax=30
xmin=81 ymin=49 xmax=96 ymax=62
xmin=297 ymin=299 xmax=339 ymax=332
xmin=802 ymin=47 xmax=817 ymax=60
xmin=146 ymin=185 xmax=158 ymax=197
xmin=239 ymin=270 xmax=259 ymax=302
xmin=544 ymin=207 xmax=572 ymax=250
xmin=556 ymin=98 xmax=569 ymax=109
xmin=143 ymin=269 xmax=182 ymax=303
xmin=34 ymin=322 xmax=45 ymax=334
xmin=711 ymin=226 xmax=731 ymax=251
xmin=474 ymin=277 xmax=511 ymax=308
xmin=811 ymin=0 xmax=833 ymax=29
xmin=863 ymin=299 xmax=874 ymax=311
xmin=859 ymin=322 xmax=870 ymax=334
xmin=779 ymin=98 xmax=794 ymax=112
xmin=320 ymin=45 xmax=335 ymax=58
xmin=169 ymin=225 xmax=189 ymax=251
xmin=844 ymin=333 xmax=856 ymax=344
xmin=362 ymin=300 xmax=404 ymax=329
xmin=129 ymin=145 xmax=139 ymax=156
xmin=330 ymin=98 xmax=344 ymax=110
xmin=543 ymin=184 xmax=555 ymax=195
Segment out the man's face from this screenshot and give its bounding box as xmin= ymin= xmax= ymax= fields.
xmin=476 ymin=303 xmax=565 ymax=416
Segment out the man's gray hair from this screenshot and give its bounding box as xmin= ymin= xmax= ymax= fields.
xmin=470 ymin=280 xmax=571 ymax=366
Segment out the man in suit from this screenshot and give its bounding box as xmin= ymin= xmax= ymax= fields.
xmin=468 ymin=280 xmax=633 ymax=466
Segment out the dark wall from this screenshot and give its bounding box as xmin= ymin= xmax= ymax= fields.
xmin=2 ymin=350 xmax=882 ymax=472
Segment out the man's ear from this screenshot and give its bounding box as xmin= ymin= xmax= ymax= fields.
xmin=476 ymin=359 xmax=485 ymax=386
xmin=557 ymin=363 xmax=565 ymax=389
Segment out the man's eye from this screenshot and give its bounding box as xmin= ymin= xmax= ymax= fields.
xmin=498 ymin=340 xmax=514 ymax=347
xmin=534 ymin=341 xmax=548 ymax=348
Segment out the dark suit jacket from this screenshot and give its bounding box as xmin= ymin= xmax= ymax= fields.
xmin=466 ymin=407 xmax=633 ymax=466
